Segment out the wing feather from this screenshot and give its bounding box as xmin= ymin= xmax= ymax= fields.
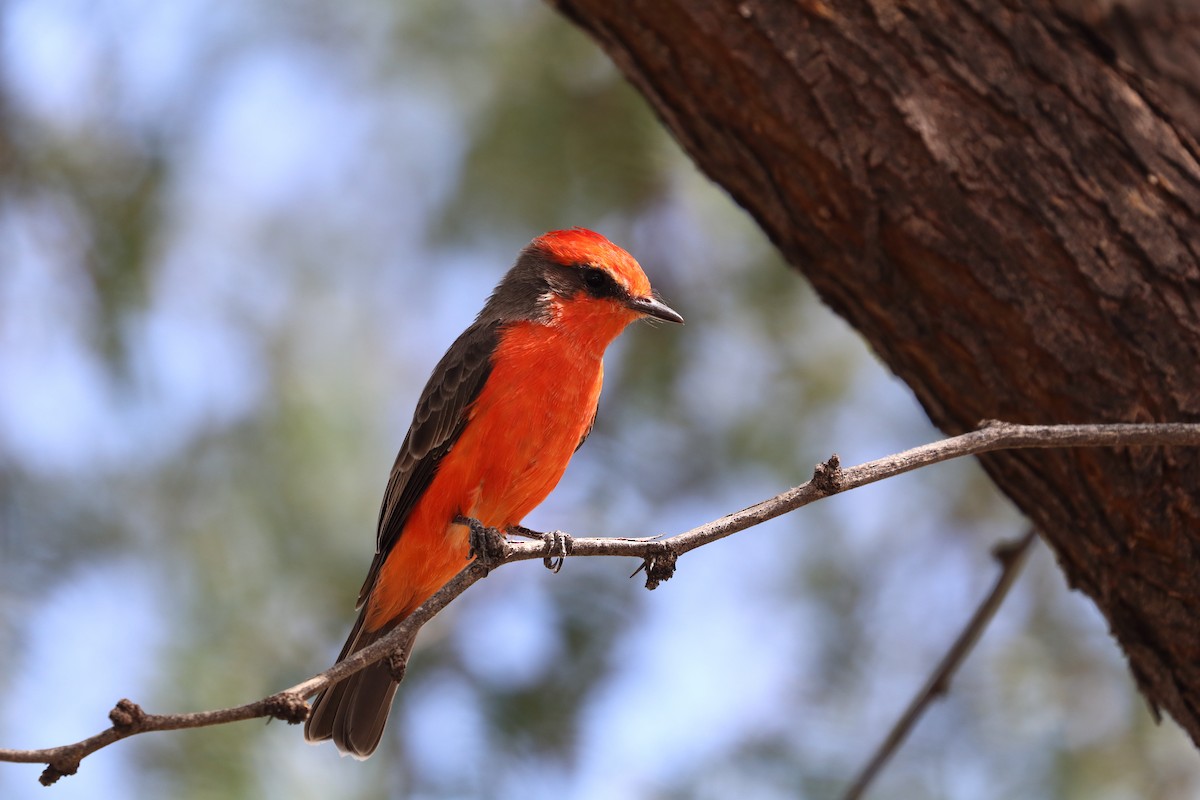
xmin=355 ymin=321 xmax=499 ymax=606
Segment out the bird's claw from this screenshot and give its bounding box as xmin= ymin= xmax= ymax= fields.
xmin=459 ymin=515 xmax=506 ymax=571
xmin=505 ymin=525 xmax=572 ymax=572
xmin=541 ymin=530 xmax=572 ymax=573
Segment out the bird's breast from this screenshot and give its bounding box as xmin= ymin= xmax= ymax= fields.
xmin=455 ymin=320 xmax=604 ymax=526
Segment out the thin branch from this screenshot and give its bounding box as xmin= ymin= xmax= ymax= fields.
xmin=285 ymin=562 xmax=491 ymax=700
xmin=841 ymin=528 xmax=1039 ymax=800
xmin=3 ymin=421 xmax=1198 ymax=784
xmin=0 ymin=563 xmax=492 ymax=786
xmin=496 ymin=420 xmax=1200 ymax=574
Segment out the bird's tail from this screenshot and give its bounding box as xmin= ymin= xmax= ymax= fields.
xmin=304 ymin=609 xmax=415 ymax=758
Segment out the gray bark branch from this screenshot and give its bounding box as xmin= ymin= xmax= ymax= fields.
xmin=3 ymin=421 xmax=1198 ymax=785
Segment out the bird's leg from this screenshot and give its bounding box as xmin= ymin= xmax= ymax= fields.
xmin=507 ymin=525 xmax=573 ymax=574
xmin=505 ymin=524 xmax=541 ymax=540
xmin=458 ymin=515 xmax=506 ymax=572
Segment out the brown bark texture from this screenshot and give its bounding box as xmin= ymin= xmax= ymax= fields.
xmin=551 ymin=0 xmax=1200 ymax=743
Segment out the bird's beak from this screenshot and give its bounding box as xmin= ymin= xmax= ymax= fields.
xmin=627 ymin=295 xmax=684 ymax=324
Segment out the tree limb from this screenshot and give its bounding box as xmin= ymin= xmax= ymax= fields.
xmin=0 ymin=561 xmax=493 ymax=786
xmin=842 ymin=528 xmax=1039 ymax=800
xmin=4 ymin=421 xmax=1199 ymax=785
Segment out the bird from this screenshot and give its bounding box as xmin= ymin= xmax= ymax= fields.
xmin=304 ymin=228 xmax=683 ymax=757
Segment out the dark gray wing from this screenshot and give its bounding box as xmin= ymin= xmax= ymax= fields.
xmin=355 ymin=321 xmax=500 ymax=606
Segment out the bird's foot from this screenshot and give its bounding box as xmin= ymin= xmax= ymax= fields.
xmin=458 ymin=515 xmax=507 ymax=572
xmin=507 ymin=525 xmax=573 ymax=573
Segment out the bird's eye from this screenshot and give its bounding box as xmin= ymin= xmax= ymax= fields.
xmin=581 ymin=267 xmax=618 ymax=298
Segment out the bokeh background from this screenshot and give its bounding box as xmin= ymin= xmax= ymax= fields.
xmin=2 ymin=1 xmax=1198 ymax=798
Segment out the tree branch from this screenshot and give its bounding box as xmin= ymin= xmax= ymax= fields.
xmin=0 ymin=561 xmax=493 ymax=786
xmin=841 ymin=528 xmax=1039 ymax=800
xmin=4 ymin=421 xmax=1198 ymax=785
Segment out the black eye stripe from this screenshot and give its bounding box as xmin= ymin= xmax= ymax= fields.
xmin=579 ymin=265 xmax=621 ymax=299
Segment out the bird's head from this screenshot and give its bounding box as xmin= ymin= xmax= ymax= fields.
xmin=482 ymin=229 xmax=682 ymax=349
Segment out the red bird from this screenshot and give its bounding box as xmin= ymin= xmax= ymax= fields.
xmin=304 ymin=228 xmax=683 ymax=757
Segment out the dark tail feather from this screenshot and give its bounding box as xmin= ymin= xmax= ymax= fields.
xmin=304 ymin=611 xmax=415 ymax=758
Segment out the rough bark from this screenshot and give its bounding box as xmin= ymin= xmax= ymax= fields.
xmin=551 ymin=0 xmax=1200 ymax=742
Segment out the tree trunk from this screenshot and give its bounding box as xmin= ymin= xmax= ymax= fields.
xmin=551 ymin=0 xmax=1200 ymax=742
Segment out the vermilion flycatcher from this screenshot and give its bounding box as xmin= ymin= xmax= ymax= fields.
xmin=304 ymin=229 xmax=683 ymax=757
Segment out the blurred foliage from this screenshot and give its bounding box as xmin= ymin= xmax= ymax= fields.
xmin=433 ymin=15 xmax=667 ymax=239
xmin=2 ymin=1 xmax=1198 ymax=800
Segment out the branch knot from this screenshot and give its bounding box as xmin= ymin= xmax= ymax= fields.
xmin=812 ymin=453 xmax=843 ymax=494
xmin=40 ymin=762 xmax=77 ymax=787
xmin=263 ymin=692 xmax=309 ymax=725
xmin=641 ymin=545 xmax=678 ymax=590
xmin=386 ymin=648 xmax=409 ymax=683
xmin=109 ymin=699 xmax=145 ymax=731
